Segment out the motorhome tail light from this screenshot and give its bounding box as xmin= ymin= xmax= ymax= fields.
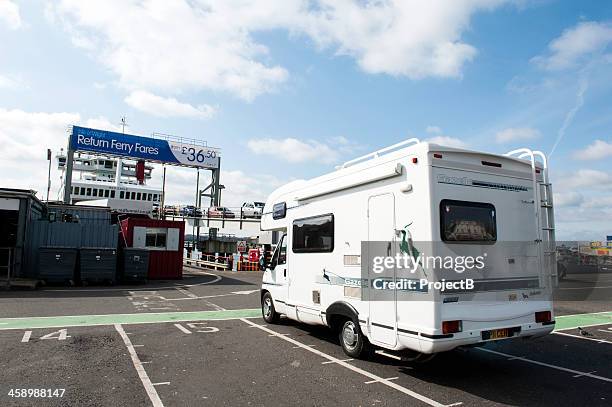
xmin=412 ymin=157 xmax=418 ymax=164
xmin=535 ymin=311 xmax=552 ymax=323
xmin=442 ymin=320 xmax=462 ymax=334
xmin=433 ymin=153 xmax=443 ymax=159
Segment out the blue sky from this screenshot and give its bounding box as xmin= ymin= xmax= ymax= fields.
xmin=0 ymin=0 xmax=611 ymax=240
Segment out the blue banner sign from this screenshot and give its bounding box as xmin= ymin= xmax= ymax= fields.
xmin=70 ymin=126 xmax=220 ymax=169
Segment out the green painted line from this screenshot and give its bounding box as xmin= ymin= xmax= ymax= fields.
xmin=0 ymin=308 xmax=261 ymax=330
xmin=554 ymin=311 xmax=612 ymax=331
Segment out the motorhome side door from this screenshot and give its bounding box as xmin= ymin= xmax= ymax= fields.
xmin=271 ymin=234 xmax=288 ymax=304
xmin=367 ymin=193 xmax=398 ymax=346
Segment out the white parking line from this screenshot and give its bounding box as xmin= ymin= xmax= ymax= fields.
xmin=476 ymin=348 xmax=612 ymax=383
xmin=240 ymin=318 xmax=452 ymax=407
xmin=573 ymin=371 xmax=597 ymax=378
xmin=153 ymin=382 xmax=170 ymax=386
xmin=553 ymin=331 xmax=612 ymax=344
xmin=21 ymin=331 xmax=32 ymax=343
xmin=175 ymin=287 xmax=198 ymax=299
xmin=201 ymin=299 xmax=225 ymax=312
xmin=174 ymin=324 xmax=192 ymax=334
xmin=115 ymin=324 xmax=164 ymax=407
xmin=167 ymin=290 xmax=260 ymax=301
xmin=365 ymin=377 xmax=398 ymax=385
xmin=322 ymin=358 xmax=353 ymax=364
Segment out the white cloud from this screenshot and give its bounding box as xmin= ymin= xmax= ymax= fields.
xmin=0 ymin=109 xmax=138 ymax=200
xmin=426 ymin=125 xmax=442 ymax=135
xmin=562 ymin=169 xmax=612 ymax=190
xmin=495 ymin=127 xmax=541 ymax=143
xmin=247 ymin=137 xmax=338 ymax=164
xmin=50 ymin=0 xmax=290 ymax=101
xmin=425 ymin=136 xmax=467 ymax=148
xmin=297 ymin=0 xmax=505 ymax=79
xmin=50 ymin=0 xmax=507 ymax=100
xmin=0 ymin=73 xmax=24 ymax=90
xmin=553 ymin=191 xmax=584 ymax=208
xmin=125 ymin=90 xmax=217 ymax=119
xmin=149 ymin=165 xmax=283 ymax=208
xmin=0 ymin=108 xmax=79 ymax=199
xmin=532 ymin=21 xmax=612 ymax=71
xmin=573 ymin=139 xmax=612 ymax=160
xmin=0 ymin=0 xmax=21 ymax=30
xmin=582 ymin=196 xmax=612 ymax=208
xmin=84 ymin=116 xmax=123 ymax=132
xmin=330 ymin=135 xmax=350 ymax=145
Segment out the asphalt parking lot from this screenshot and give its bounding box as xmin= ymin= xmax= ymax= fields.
xmin=0 ymin=268 xmax=610 ymax=406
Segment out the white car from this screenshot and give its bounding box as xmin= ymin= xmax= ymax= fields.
xmin=241 ymin=201 xmax=264 ymax=218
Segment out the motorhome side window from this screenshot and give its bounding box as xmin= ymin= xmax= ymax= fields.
xmin=292 ymin=214 xmax=334 ymax=253
xmin=440 ymin=200 xmax=496 ymax=242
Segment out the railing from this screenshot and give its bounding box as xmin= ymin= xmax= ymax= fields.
xmin=151 ymin=132 xmax=220 ymax=151
xmin=337 ymin=138 xmax=420 ymax=169
xmin=165 ymin=206 xmax=262 ymax=229
xmin=184 ymin=254 xmax=231 ymax=271
xmin=183 ymin=252 xmax=268 ymax=272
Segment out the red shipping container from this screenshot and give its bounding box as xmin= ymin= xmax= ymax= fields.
xmin=120 ymin=217 xmax=185 ymax=279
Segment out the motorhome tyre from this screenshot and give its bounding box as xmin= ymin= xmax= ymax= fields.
xmin=261 ymin=291 xmax=280 ymax=323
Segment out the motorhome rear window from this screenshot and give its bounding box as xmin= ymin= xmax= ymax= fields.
xmin=292 ymin=214 xmax=334 ymax=253
xmin=440 ymin=200 xmax=496 ymax=243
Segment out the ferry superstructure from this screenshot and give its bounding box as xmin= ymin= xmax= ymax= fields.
xmin=57 ymin=152 xmax=162 ymax=215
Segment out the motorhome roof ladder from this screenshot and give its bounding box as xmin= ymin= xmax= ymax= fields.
xmin=337 ymin=138 xmax=420 ymax=169
xmin=505 ymin=148 xmax=557 ymax=286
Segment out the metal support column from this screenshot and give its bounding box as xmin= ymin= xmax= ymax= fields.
xmin=62 ymin=147 xmax=74 ymax=204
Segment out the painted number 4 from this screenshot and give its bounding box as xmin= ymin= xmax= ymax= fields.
xmin=21 ymin=329 xmax=70 ymax=343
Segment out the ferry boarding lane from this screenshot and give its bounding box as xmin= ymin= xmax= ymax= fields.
xmin=0 ymin=268 xmax=610 ymax=406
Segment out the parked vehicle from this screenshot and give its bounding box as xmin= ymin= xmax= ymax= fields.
xmin=164 ymin=205 xmax=179 ymax=216
xmin=260 ymin=139 xmax=556 ymax=360
xmin=241 ymin=202 xmax=263 ymax=218
xmin=207 ymin=206 xmax=236 ymax=218
xmin=179 ymin=205 xmax=202 ymax=217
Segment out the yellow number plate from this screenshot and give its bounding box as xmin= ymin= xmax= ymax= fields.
xmin=490 ymin=328 xmax=510 ymax=339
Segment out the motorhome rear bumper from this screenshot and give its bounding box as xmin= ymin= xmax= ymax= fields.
xmin=404 ymin=322 xmax=555 ymax=354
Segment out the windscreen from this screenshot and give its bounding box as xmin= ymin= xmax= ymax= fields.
xmin=440 ymin=200 xmax=496 ymax=242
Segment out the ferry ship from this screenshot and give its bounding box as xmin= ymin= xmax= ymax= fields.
xmin=57 ymin=151 xmax=162 ymax=215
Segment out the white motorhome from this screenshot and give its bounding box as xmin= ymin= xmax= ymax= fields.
xmin=260 ymin=139 xmax=556 ymax=360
